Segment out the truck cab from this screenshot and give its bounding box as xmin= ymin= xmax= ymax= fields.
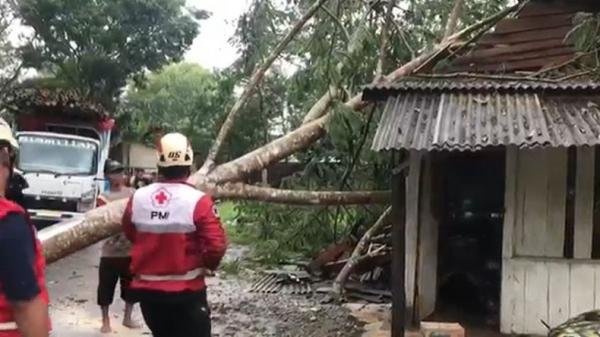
xmin=4 ymin=86 xmax=114 ymax=228
xmin=16 ymin=131 xmax=104 ymax=226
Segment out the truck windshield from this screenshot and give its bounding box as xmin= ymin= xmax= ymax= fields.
xmin=17 ymin=135 xmax=98 ymax=175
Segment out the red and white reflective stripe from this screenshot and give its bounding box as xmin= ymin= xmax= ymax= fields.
xmin=0 ymin=321 xmax=17 ymax=331
xmin=138 ymin=268 xmax=209 ymax=281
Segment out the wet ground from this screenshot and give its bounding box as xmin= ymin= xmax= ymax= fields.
xmin=46 ymin=243 xmax=366 ymax=337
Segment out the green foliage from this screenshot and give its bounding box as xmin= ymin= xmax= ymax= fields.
xmin=17 ymin=0 xmax=200 ymax=107
xmin=569 ymin=12 xmax=600 ymax=53
xmin=220 ymin=0 xmax=511 ymax=261
xmin=118 ymin=63 xmax=268 ymax=161
xmin=0 ymin=2 xmax=21 ymax=100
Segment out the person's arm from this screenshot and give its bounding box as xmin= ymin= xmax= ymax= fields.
xmin=194 ymin=196 xmax=227 ymax=270
xmin=0 ymin=214 xmax=48 ymax=337
xmin=122 ymin=197 xmax=136 ymax=242
xmin=12 ymin=297 xmax=49 ymax=337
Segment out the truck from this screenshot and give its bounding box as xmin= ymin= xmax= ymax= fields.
xmin=5 ymin=87 xmax=114 ymax=228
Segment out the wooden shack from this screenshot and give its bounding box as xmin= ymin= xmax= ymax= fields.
xmin=364 ymin=0 xmax=600 ymax=335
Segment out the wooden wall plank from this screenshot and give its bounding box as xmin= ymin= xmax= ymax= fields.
xmin=519 ymin=1 xmax=600 ymax=17
xmin=405 ymin=151 xmax=422 ymax=319
xmin=574 ymin=147 xmax=595 ymax=259
xmin=452 ymin=54 xmax=575 ymax=73
xmin=478 ymin=26 xmax=572 ymax=46
xmin=417 ymin=157 xmax=438 ymax=320
xmin=546 ymin=148 xmax=568 ymax=257
xmin=595 ymin=266 xmax=600 ymax=310
xmin=500 ymin=259 xmax=526 ymax=334
xmin=494 ymin=14 xmax=573 ymax=34
xmin=524 ymin=261 xmax=549 ymax=335
xmin=518 ymin=149 xmax=549 ymax=256
xmin=454 ymin=39 xmax=569 ymax=65
xmin=570 ymin=264 xmax=596 ymax=316
xmin=476 ymin=46 xmax=575 ymax=65
xmin=548 ymin=261 xmax=571 ymax=328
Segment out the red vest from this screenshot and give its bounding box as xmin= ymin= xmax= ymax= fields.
xmin=0 ymin=199 xmax=49 ymax=337
xmin=129 ymin=183 xmax=207 ymax=293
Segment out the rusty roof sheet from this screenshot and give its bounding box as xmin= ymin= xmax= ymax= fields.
xmin=363 ymin=78 xmax=600 ymax=99
xmin=372 ymin=92 xmax=600 ymax=152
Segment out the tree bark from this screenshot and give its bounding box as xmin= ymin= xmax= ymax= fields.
xmin=208 ymin=182 xmax=390 ymax=205
xmin=375 ymin=0 xmax=396 ymax=82
xmin=200 ymin=0 xmax=330 ymax=174
xmin=301 ymin=86 xmax=341 ymax=125
xmin=198 ymin=115 xmax=329 ymax=185
xmin=331 ymin=206 xmax=391 ymax=296
xmin=40 ymin=199 xmax=128 ymax=263
xmin=41 ymin=185 xmax=388 ymax=262
xmin=443 ymin=0 xmax=465 ymax=40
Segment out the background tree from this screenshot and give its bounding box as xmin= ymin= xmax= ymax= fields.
xmin=118 ymin=63 xmax=268 ymax=162
xmin=16 ymin=0 xmax=201 ymax=108
xmin=0 ymin=1 xmax=23 ymax=100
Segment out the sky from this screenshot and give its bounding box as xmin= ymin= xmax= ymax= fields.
xmin=9 ymin=0 xmax=253 ymax=71
xmin=184 ymin=0 xmax=253 ymax=69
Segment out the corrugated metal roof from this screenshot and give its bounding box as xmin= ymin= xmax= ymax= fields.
xmin=364 ymin=78 xmax=600 ymax=99
xmin=372 ymin=92 xmax=600 ymax=152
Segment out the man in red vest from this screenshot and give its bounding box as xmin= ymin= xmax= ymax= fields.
xmin=0 ymin=118 xmax=50 ymax=337
xmin=122 ymin=133 xmax=227 ymax=337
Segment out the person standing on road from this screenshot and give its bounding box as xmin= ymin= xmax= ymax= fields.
xmin=97 ymin=159 xmax=140 ymax=333
xmin=122 ymin=133 xmax=227 ymax=337
xmin=0 ymin=119 xmax=50 ymax=337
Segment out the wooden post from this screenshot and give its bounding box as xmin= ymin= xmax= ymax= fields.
xmin=391 ymin=163 xmax=407 ymax=337
xmin=574 ymin=147 xmax=595 ymax=259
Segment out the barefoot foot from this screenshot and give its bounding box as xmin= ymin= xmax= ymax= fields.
xmin=123 ymin=319 xmax=142 ymax=329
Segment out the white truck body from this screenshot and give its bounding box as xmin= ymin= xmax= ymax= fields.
xmin=16 ymin=130 xmax=110 ymax=225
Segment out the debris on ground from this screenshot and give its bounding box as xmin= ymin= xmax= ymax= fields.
xmin=249 ymin=270 xmax=313 ymax=295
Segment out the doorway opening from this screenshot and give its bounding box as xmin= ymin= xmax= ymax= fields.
xmin=430 ymin=150 xmax=505 ymax=330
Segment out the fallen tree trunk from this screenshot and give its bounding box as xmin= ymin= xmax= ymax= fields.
xmin=41 ymin=185 xmax=388 ymax=262
xmin=331 ymin=207 xmax=391 ymax=296
xmin=41 ymin=4 xmax=522 ymax=264
xmin=210 ymin=183 xmax=390 ymax=205
xmin=40 ymin=199 xmax=127 ymax=263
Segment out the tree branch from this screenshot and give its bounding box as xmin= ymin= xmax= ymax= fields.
xmin=375 ymin=0 xmax=396 ymax=81
xmin=443 ymin=0 xmax=465 ymax=40
xmin=331 ymin=207 xmax=392 ymax=296
xmin=200 ymin=0 xmax=330 ymax=174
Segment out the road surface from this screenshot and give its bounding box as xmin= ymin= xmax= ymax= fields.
xmin=46 ymin=242 xmax=370 ymax=337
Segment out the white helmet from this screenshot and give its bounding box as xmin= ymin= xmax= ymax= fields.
xmin=0 ymin=118 xmax=18 ymax=151
xmin=157 ymin=132 xmax=193 ymax=168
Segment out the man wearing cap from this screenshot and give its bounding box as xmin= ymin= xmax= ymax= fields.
xmin=122 ymin=133 xmax=227 ymax=337
xmin=0 ymin=118 xmax=50 ymax=337
xmin=96 ymin=160 xmax=139 ymax=333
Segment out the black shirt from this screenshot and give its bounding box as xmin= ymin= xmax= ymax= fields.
xmin=0 ymin=213 xmax=40 ymax=302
